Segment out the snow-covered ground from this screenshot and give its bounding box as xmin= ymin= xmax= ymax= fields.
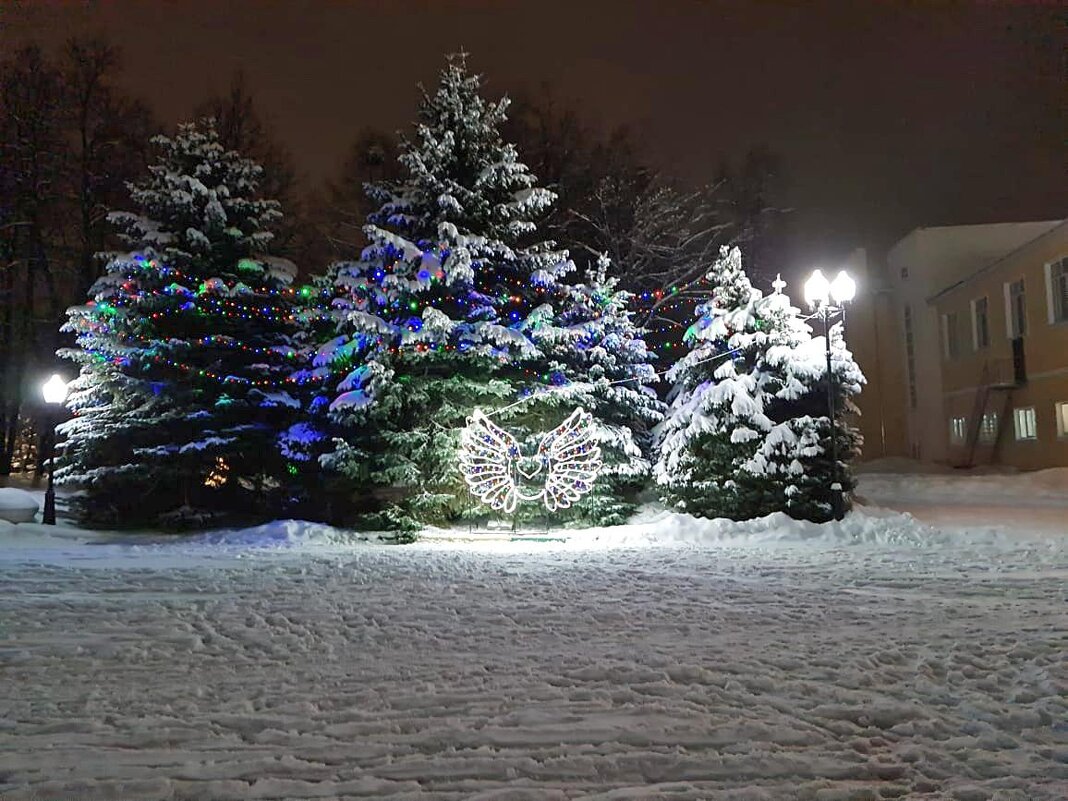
xmin=858 ymin=466 xmax=1068 ymax=534
xmin=1 ymin=476 xmax=1066 ymax=800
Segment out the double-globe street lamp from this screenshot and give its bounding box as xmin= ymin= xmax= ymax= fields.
xmin=40 ymin=373 xmax=70 ymax=526
xmin=803 ymin=269 xmax=856 ymax=521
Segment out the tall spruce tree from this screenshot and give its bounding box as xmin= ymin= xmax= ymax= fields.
xmin=59 ymin=120 xmax=312 ymax=526
xmin=322 ymin=55 xmax=663 ymax=530
xmin=655 ymin=246 xmax=864 ymax=522
xmin=322 ymin=54 xmax=575 ymax=531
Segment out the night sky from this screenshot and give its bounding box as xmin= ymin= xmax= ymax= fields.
xmin=3 ymin=0 xmax=1065 ymax=274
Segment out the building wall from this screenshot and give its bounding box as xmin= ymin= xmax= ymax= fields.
xmin=842 ymin=248 xmax=909 ymax=461
xmin=932 ymin=222 xmax=1068 ymax=469
xmin=884 ymin=221 xmax=1062 ymax=463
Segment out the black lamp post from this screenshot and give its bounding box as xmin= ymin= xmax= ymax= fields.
xmin=803 ymin=269 xmax=856 ymax=521
xmin=40 ymin=374 xmax=69 ymax=526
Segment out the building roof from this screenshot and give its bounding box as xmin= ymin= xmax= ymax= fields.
xmin=927 ymin=218 xmax=1068 ymax=303
xmin=887 ymin=220 xmax=1062 ymax=297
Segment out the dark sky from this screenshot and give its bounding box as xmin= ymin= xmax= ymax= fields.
xmin=2 ymin=0 xmax=1065 ymax=274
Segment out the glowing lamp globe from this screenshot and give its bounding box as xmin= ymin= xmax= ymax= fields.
xmin=830 ymin=270 xmax=856 ymax=304
xmin=803 ymin=269 xmax=830 ymax=309
xmin=41 ymin=374 xmax=69 ymax=405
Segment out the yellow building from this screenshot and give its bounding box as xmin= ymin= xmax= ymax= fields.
xmin=842 ymin=248 xmax=909 ymax=461
xmin=929 ymin=220 xmax=1068 ymax=469
xmin=846 ymin=219 xmax=1067 ymax=469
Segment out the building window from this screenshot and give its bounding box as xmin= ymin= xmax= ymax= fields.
xmin=978 ymin=412 xmax=999 ymax=444
xmin=972 ymin=296 xmax=990 ymax=349
xmin=1047 ymin=256 xmax=1068 ymax=323
xmin=949 ymin=416 xmax=967 ymax=445
xmin=1013 ymin=407 xmax=1037 ymax=440
xmin=1006 ymin=279 xmax=1026 ymax=338
xmin=900 ymin=266 xmax=909 ymax=280
xmin=942 ymin=311 xmax=960 ymax=359
xmin=1056 ymin=402 xmax=1068 ymax=438
xmin=903 ymin=304 xmax=917 ymax=408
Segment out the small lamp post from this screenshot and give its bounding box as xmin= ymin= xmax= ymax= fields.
xmin=40 ymin=374 xmax=69 ymax=526
xmin=803 ymin=269 xmax=856 ymax=521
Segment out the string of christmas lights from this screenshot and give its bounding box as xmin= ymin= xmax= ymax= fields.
xmin=484 ymin=342 xmax=745 ymax=418
xmin=95 ymin=251 xmax=797 ymax=392
xmin=109 ymin=334 xmax=304 ymax=358
xmin=144 ymin=354 xmax=325 ymax=387
xmin=82 ymin=347 xmax=326 ymax=388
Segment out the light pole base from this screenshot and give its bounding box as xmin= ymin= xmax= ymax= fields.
xmin=830 ymin=482 xmax=844 ymax=521
xmin=43 ymin=471 xmax=57 ymax=526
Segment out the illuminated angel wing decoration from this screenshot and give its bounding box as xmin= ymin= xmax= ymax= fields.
xmin=458 ymin=410 xmax=521 ymax=513
xmin=538 ymin=407 xmax=603 ymax=511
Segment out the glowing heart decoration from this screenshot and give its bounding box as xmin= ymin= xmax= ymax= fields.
xmin=458 ymin=407 xmax=603 ymax=513
xmin=515 ymin=458 xmax=544 ymax=480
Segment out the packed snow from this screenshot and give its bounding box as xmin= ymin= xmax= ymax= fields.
xmin=1 ymin=478 xmax=1066 ymax=799
xmin=0 ymin=488 xmax=38 ymax=524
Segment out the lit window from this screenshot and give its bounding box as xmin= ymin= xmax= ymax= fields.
xmin=1056 ymin=402 xmax=1068 ymax=438
xmin=1047 ymin=257 xmax=1068 ymax=323
xmin=972 ymin=296 xmax=989 ymax=349
xmin=949 ymin=416 xmax=967 ymax=445
xmin=978 ymin=412 xmax=998 ymax=444
xmin=1013 ymin=407 xmax=1037 ymax=441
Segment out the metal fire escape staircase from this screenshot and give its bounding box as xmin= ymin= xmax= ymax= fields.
xmin=957 ymin=338 xmax=1026 ymax=469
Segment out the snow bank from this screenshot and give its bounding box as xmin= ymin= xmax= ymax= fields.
xmin=855 ymin=456 xmax=956 ymax=475
xmin=859 ymin=467 xmax=1068 ymax=506
xmin=0 ymin=519 xmax=86 ymax=546
xmin=1 ymin=499 xmax=1054 ymax=570
xmin=615 ymin=505 xmax=939 ymax=547
xmin=625 ymin=506 xmax=952 ymax=548
xmin=190 ymin=519 xmax=378 ymax=548
xmin=420 ymin=506 xmax=945 ymax=551
xmin=0 ymin=508 xmax=943 ymax=569
xmin=0 ymin=487 xmax=39 ymax=523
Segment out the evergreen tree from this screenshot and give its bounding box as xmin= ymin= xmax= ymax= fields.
xmin=520 ymin=256 xmax=663 ymax=525
xmin=753 ymin=317 xmax=865 ymax=520
xmin=655 ymin=246 xmax=864 ymax=522
xmin=322 ymin=54 xmax=574 ymax=531
xmin=59 ymin=119 xmax=313 ymax=526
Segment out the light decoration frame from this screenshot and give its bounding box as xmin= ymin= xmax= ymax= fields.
xmin=458 ymin=407 xmax=603 ymax=513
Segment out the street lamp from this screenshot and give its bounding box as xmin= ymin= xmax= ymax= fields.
xmin=40 ymin=373 xmax=69 ymax=526
xmin=803 ymin=269 xmax=856 ymax=521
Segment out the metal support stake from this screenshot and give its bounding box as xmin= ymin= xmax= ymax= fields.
xmin=824 ymin=309 xmax=843 ymax=521
xmin=43 ymin=414 xmax=57 ymax=525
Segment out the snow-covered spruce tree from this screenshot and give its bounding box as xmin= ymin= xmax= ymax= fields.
xmin=654 ymin=246 xmax=864 ymax=522
xmin=59 ymin=120 xmax=315 ymax=526
xmin=754 ymin=317 xmax=865 ymax=520
xmin=517 ymin=256 xmax=664 ymax=525
xmin=321 ymin=54 xmax=575 ymax=531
